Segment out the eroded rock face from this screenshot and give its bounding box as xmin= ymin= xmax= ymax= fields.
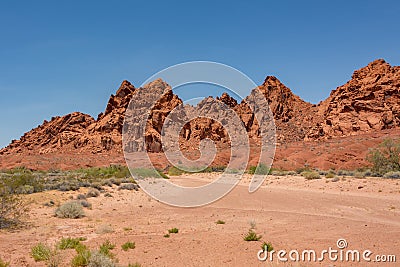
xmin=1 ymin=59 xmax=399 ymax=163
xmin=316 ymin=59 xmax=400 ymax=139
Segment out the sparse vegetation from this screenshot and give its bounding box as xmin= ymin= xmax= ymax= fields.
xmin=99 ymin=240 xmax=116 ymax=258
xmin=0 ymin=175 xmax=28 ymax=228
xmin=127 ymin=263 xmax=142 ymax=267
xmin=88 ymin=251 xmax=115 ymax=267
xmin=130 ymin=168 xmax=166 ymax=178
xmin=31 ymin=243 xmax=51 ymax=262
xmin=96 ymin=224 xmax=114 ymax=234
xmin=58 ymin=237 xmax=86 ymax=250
xmin=118 ymin=183 xmax=139 ymax=191
xmin=0 ymin=258 xmax=10 ymax=267
xmin=216 ymin=220 xmax=225 ymax=224
xmin=367 ymin=138 xmax=400 ymax=174
xmin=71 ymin=247 xmax=91 ymax=267
xmin=121 ymin=241 xmax=136 ymax=251
xmin=163 ymin=234 xmax=170 ymax=238
xmin=55 ymin=201 xmax=85 ymax=219
xmin=325 ymin=171 xmax=336 ymax=178
xmin=248 ymin=164 xmax=271 ymax=175
xmin=168 ymin=227 xmax=179 ymax=234
xmin=86 ymin=188 xmax=100 ymax=198
xmin=46 ymin=248 xmax=62 ymax=267
xmin=167 ymin=166 xmax=185 ymax=176
xmin=244 ymin=229 xmax=262 ymax=241
xmin=301 ymin=171 xmax=321 ymax=180
xmin=261 ymin=241 xmax=274 ymax=252
xmin=383 ymin=171 xmax=400 ymax=179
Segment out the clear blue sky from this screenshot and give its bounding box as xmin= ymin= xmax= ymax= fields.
xmin=1 ymin=0 xmax=399 ymax=148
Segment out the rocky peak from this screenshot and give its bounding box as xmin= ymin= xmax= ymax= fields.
xmin=216 ymin=92 xmax=238 ymax=108
xmin=102 ymin=80 xmax=136 ymax=117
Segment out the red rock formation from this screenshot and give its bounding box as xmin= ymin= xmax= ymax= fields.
xmin=1 ymin=59 xmax=399 ymax=170
xmin=315 ymin=59 xmax=400 ymax=139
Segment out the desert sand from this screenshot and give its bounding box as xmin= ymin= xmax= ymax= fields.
xmin=0 ymin=173 xmax=399 ymax=266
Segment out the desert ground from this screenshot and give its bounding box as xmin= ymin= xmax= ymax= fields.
xmin=0 ymin=173 xmax=399 ymax=266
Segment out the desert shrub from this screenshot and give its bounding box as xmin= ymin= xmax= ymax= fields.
xmin=244 ymin=229 xmax=262 ymax=241
xmin=216 ymin=220 xmax=225 ymax=225
xmin=5 ymin=168 xmax=43 ymax=194
xmin=31 ymin=243 xmax=51 ymax=262
xmin=101 ymin=179 xmax=113 ymax=187
xmin=121 ymin=241 xmax=135 ymax=251
xmin=79 ymin=200 xmax=92 ymax=209
xmin=99 ymin=240 xmax=116 ymax=258
xmin=287 ymin=171 xmax=297 ymax=176
xmin=0 ymin=258 xmax=10 ymax=267
xmin=78 ymin=165 xmax=131 ymax=180
xmin=58 ymin=237 xmax=86 ymax=250
xmin=118 ymin=183 xmax=139 ymax=191
xmin=0 ymin=176 xmax=28 ymax=228
xmin=96 ymin=224 xmax=114 ymax=234
xmin=55 ymin=201 xmax=85 ymax=219
xmin=71 ymin=248 xmax=91 ymax=267
xmin=168 ymin=227 xmax=179 ymax=234
xmin=167 ymin=166 xmax=185 ymax=176
xmin=130 ymin=168 xmax=166 ymax=178
xmin=261 ymin=241 xmax=274 ymax=252
xmin=76 ymin=194 xmax=87 ymax=200
xmin=163 ymin=234 xmax=170 ymax=238
xmin=46 ymin=248 xmax=62 ymax=267
xmin=337 ymin=170 xmax=355 ymax=176
xmin=88 ymin=251 xmax=115 ymax=267
xmin=248 ymin=164 xmax=271 ymax=175
xmin=325 ymin=172 xmax=336 ymax=178
xmin=354 ymin=171 xmax=366 ymax=179
xmin=271 ymin=170 xmax=288 ymax=176
xmin=383 ymin=171 xmax=400 ymax=179
xmin=86 ymin=188 xmax=100 ymax=198
xmin=128 ymin=263 xmax=141 ymax=267
xmin=301 ymin=171 xmax=321 ymax=180
xmin=367 ymin=138 xmax=400 ymax=174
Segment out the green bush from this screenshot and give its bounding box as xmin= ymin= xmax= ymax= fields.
xmin=168 ymin=227 xmax=179 ymax=234
xmin=71 ymin=248 xmax=91 ymax=267
xmin=0 ymin=257 xmax=10 ymax=267
xmin=216 ymin=220 xmax=225 ymax=225
xmin=244 ymin=229 xmax=262 ymax=241
xmin=325 ymin=172 xmax=336 ymax=178
xmin=55 ymin=201 xmax=85 ymax=219
xmin=121 ymin=241 xmax=136 ymax=251
xmin=127 ymin=263 xmax=141 ymax=267
xmin=130 ymin=168 xmax=167 ymax=178
xmin=0 ymin=176 xmax=28 ymax=229
xmin=31 ymin=243 xmax=51 ymax=262
xmin=248 ymin=164 xmax=271 ymax=175
xmin=58 ymin=237 xmax=86 ymax=250
xmin=367 ymin=138 xmax=400 ymax=174
xmin=261 ymin=241 xmax=274 ymax=252
xmin=99 ymin=240 xmax=115 ymax=258
xmin=301 ymin=171 xmax=321 ymax=180
xmin=167 ymin=166 xmax=185 ymax=176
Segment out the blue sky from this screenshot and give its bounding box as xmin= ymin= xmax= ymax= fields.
xmin=0 ymin=0 xmax=399 ymax=148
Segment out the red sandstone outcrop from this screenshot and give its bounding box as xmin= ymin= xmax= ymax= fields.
xmin=1 ymin=59 xmax=399 ymax=170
